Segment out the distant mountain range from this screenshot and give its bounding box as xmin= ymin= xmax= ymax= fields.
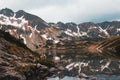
xmin=0 ymin=8 xmax=120 ymax=50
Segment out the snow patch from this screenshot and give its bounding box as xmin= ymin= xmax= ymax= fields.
xmin=0 ymin=14 xmax=29 ymax=31
xmin=29 ymin=33 xmax=33 ymax=38
xmin=48 ymin=37 xmax=52 ymax=40
xmin=117 ymin=28 xmax=120 ymax=32
xmin=101 ymin=60 xmax=111 ymax=72
xmin=41 ymin=34 xmax=48 ymax=40
xmin=76 ymin=26 xmax=81 ymax=37
xmin=20 ymin=34 xmax=27 ymax=44
xmin=13 ymin=29 xmax=17 ymax=32
xmin=65 ymin=62 xmax=75 ymax=71
xmin=53 ymin=56 xmax=60 ymax=62
xmin=54 ymin=40 xmax=59 ymax=44
xmin=22 ymin=26 xmax=26 ymax=31
xmin=64 ymin=29 xmax=74 ymax=36
xmin=99 ymin=26 xmax=110 ymax=37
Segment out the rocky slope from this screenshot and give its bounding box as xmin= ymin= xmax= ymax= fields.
xmin=0 ymin=30 xmax=56 ymax=80
xmin=0 ymin=8 xmax=120 ymax=50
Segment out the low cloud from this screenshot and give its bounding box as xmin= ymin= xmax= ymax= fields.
xmin=1 ymin=0 xmax=120 ymax=23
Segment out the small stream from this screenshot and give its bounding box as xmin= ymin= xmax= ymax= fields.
xmin=44 ymin=49 xmax=120 ymax=80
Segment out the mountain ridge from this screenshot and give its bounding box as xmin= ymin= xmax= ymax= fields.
xmin=0 ymin=8 xmax=120 ymax=50
xmin=0 ymin=8 xmax=120 ymax=80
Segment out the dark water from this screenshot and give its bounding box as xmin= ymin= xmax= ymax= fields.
xmin=45 ymin=49 xmax=120 ymax=80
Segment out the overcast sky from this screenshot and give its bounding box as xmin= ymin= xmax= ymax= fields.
xmin=0 ymin=0 xmax=120 ymax=23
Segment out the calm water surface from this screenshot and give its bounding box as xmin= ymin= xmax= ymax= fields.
xmin=44 ymin=49 xmax=120 ymax=80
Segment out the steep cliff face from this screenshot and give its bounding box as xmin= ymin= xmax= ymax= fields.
xmin=0 ymin=30 xmax=55 ymax=80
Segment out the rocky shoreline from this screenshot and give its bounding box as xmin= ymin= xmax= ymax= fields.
xmin=0 ymin=30 xmax=59 ymax=80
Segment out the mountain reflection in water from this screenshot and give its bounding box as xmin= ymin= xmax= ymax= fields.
xmin=46 ymin=49 xmax=120 ymax=80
